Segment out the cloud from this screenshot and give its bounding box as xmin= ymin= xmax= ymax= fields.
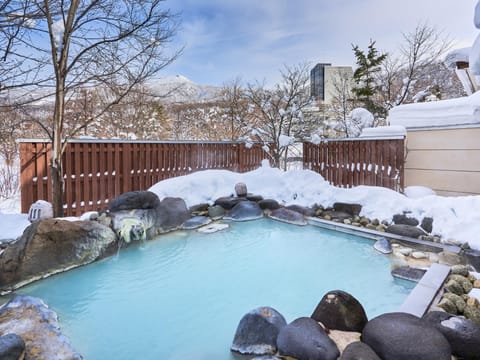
xmin=165 ymin=0 xmax=479 ymax=86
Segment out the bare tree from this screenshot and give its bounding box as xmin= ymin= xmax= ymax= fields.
xmin=328 ymin=69 xmax=356 ymax=137
xmin=394 ymin=23 xmax=453 ymax=106
xmin=220 ymin=77 xmax=250 ymax=141
xmin=0 ymin=0 xmax=180 ymax=216
xmin=245 ymin=63 xmax=311 ymax=169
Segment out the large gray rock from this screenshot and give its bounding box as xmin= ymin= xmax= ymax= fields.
xmin=277 ymin=317 xmax=339 ymax=360
xmin=340 ymin=341 xmax=381 ymax=360
xmin=268 ymin=208 xmax=307 ymax=226
xmin=154 ymin=197 xmax=190 ymax=233
xmin=0 ymin=333 xmax=25 ymax=360
xmin=0 ymin=219 xmax=116 ymax=291
xmin=311 ymin=290 xmax=368 ymax=332
xmin=231 ymin=307 xmax=287 ymax=355
xmin=362 ymin=312 xmax=451 ymax=360
xmin=423 ymin=311 xmax=480 ymax=360
xmin=225 ymin=201 xmax=263 ymax=221
xmin=386 ymin=224 xmax=426 ymax=238
xmin=392 ymin=214 xmax=420 ymax=226
xmin=0 ymin=296 xmax=82 ymax=360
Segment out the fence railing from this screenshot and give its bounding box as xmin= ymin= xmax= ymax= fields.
xmin=303 ymin=136 xmax=405 ymax=191
xmin=19 ymin=140 xmax=267 ymax=216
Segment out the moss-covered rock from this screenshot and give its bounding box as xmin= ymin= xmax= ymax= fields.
xmin=442 ymin=293 xmax=466 ymax=313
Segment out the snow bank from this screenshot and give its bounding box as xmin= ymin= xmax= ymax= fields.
xmin=149 ymin=164 xmax=480 ymax=250
xmin=388 ymin=91 xmax=480 ymax=128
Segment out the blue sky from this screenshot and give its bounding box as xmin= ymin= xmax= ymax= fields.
xmin=163 ymin=0 xmax=478 ymax=86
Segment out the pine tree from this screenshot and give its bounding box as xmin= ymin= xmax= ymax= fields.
xmin=352 ymin=40 xmax=387 ymax=117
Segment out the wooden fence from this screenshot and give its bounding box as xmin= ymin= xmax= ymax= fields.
xmin=303 ymin=137 xmax=405 ymax=191
xmin=19 ymin=140 xmax=267 ymax=216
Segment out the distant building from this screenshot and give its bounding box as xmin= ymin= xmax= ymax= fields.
xmin=310 ymin=63 xmax=353 ymax=104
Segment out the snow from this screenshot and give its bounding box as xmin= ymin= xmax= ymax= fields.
xmin=360 ymin=125 xmax=406 ymax=138
xmin=404 ymin=186 xmax=436 ymax=199
xmin=310 ymin=134 xmax=322 ymax=145
xmin=388 ymin=91 xmax=480 ymax=128
xmin=348 ymin=108 xmax=374 ymax=137
xmin=278 ymin=134 xmax=295 ymax=148
xmin=2 ymin=163 xmax=480 ymax=250
xmin=444 ymin=47 xmax=470 ymax=69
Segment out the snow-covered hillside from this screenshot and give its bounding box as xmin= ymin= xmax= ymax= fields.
xmin=147 ymin=75 xmax=222 ymax=103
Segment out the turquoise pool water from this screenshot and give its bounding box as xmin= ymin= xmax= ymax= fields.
xmin=18 ymin=219 xmax=414 ymax=359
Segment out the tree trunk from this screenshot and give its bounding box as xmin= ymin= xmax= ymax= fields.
xmin=51 ymin=85 xmax=66 ymax=217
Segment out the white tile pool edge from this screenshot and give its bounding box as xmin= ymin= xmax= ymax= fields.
xmin=307 ymin=217 xmax=456 ymax=317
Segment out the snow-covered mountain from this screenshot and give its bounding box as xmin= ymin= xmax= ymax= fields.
xmin=147 ymin=75 xmax=222 ymax=104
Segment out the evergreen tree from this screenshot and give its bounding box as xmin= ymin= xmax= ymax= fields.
xmin=352 ymin=40 xmax=387 ymax=117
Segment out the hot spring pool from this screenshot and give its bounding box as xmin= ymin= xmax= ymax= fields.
xmin=17 ymin=218 xmax=414 ymax=359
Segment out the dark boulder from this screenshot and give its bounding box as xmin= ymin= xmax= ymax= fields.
xmin=214 ymin=196 xmax=246 ymax=210
xmin=268 ymin=208 xmax=307 ymax=226
xmin=0 ymin=334 xmax=25 ymax=360
xmin=225 ymin=201 xmax=263 ymax=221
xmin=465 ymin=249 xmax=480 ymax=272
xmin=235 ymin=182 xmax=248 ymax=197
xmin=423 ymin=311 xmax=480 ymax=360
xmin=392 ymin=214 xmax=420 ymax=227
xmin=0 ymin=219 xmax=116 ymax=291
xmin=258 ymin=199 xmax=281 ymax=210
xmin=0 ymin=296 xmax=82 ymax=360
xmin=362 ymin=312 xmax=451 ymax=360
xmin=285 ymin=205 xmax=316 ymax=217
xmin=323 ymin=210 xmax=352 ymax=221
xmin=311 ymin=290 xmax=368 ymax=332
xmin=386 ymin=224 xmax=426 ymax=238
xmin=231 ymin=307 xmax=287 ymax=355
xmin=277 ymin=317 xmax=339 ymax=360
xmin=421 ymin=217 xmax=434 ymax=233
xmin=340 ymin=341 xmax=381 ymax=360
xmin=333 ymin=202 xmax=362 ymax=216
xmin=109 ymin=190 xmax=160 ymax=211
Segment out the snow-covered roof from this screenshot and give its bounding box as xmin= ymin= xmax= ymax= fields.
xmin=388 ymin=91 xmax=480 ymax=129
xmin=444 ymin=47 xmax=471 ymax=69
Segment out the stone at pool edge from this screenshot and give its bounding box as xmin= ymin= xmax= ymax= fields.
xmin=182 ymin=216 xmax=212 ymax=230
xmin=311 ymin=290 xmax=368 ymax=332
xmin=385 ymin=224 xmax=427 ymax=239
xmin=333 ymin=202 xmax=362 ymax=216
xmin=373 ymin=237 xmax=392 ymax=254
xmin=268 ymin=208 xmax=307 ymax=226
xmin=0 ymin=333 xmax=25 ymax=360
xmin=392 ymin=213 xmax=420 ymax=227
xmin=231 ymin=306 xmax=287 ymax=355
xmin=361 ymin=312 xmax=452 ymax=360
xmin=0 ymin=296 xmax=82 ymax=360
xmin=423 ymin=311 xmax=480 ymax=359
xmin=214 ymin=196 xmax=246 ymax=210
xmin=224 ymin=201 xmax=264 ymax=221
xmin=285 ymin=204 xmax=316 ymax=217
xmin=276 ymin=317 xmax=340 ymax=360
xmin=340 ymin=341 xmax=381 ymax=360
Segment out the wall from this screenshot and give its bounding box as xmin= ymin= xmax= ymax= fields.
xmin=405 ymin=126 xmax=480 ymax=196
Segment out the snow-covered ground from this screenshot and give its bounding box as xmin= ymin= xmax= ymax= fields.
xmin=2 ymin=161 xmax=478 ymax=250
